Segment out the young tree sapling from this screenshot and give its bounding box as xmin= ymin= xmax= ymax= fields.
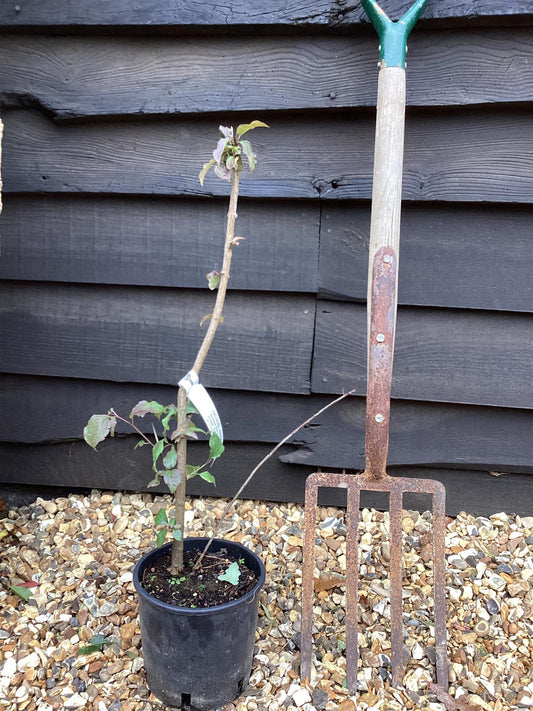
xmin=84 ymin=121 xmax=268 ymax=576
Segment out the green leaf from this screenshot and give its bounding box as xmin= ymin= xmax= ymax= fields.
xmin=130 ymin=400 xmax=166 ymax=419
xmin=199 ymin=471 xmax=216 ymax=485
xmin=90 ymin=634 xmax=107 ymax=646
xmin=186 ymin=464 xmax=200 ymax=477
xmin=163 ymin=469 xmax=182 ymax=494
xmin=162 ymin=448 xmax=177 ymax=469
xmin=83 ymin=414 xmax=117 ymax=450
xmin=172 ymin=528 xmax=182 ymax=541
xmin=236 ymin=120 xmax=269 ymax=138
xmin=77 ymin=643 xmax=102 ymax=656
xmin=154 ymin=508 xmax=168 ymax=526
xmin=209 ymin=432 xmax=225 ymax=460
xmin=146 ymin=475 xmax=160 ymax=488
xmin=134 ymin=439 xmax=148 ymax=449
xmin=152 ymin=439 xmax=165 ymax=471
xmin=161 ymin=405 xmax=176 ymax=431
xmin=9 ymin=584 xmax=32 ymax=602
xmin=77 ymin=634 xmax=112 ymax=656
xmin=186 ymin=402 xmax=199 ymax=415
xmin=206 ymin=270 xmax=221 ymax=291
xmin=199 ymin=158 xmax=216 ymax=186
xmin=156 ymin=529 xmax=167 ymax=548
xmin=217 ymin=561 xmax=241 ymax=586
xmin=239 ymin=139 xmax=257 ymax=172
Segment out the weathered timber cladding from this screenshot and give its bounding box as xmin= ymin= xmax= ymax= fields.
xmin=4 ymin=108 xmax=533 ymax=203
xmin=313 ymin=301 xmax=533 ymax=409
xmin=1 ymin=436 xmax=533 ymax=517
xmin=2 ymin=375 xmax=532 ymax=475
xmin=0 ymin=283 xmax=314 ymax=393
xmin=1 ymin=30 xmax=532 ymax=118
xmin=319 ymin=203 xmax=533 ymax=312
xmin=0 ymin=196 xmax=319 ymax=291
xmin=1 ymin=0 xmax=532 ymax=512
xmin=0 ymin=1 xmax=531 ymax=27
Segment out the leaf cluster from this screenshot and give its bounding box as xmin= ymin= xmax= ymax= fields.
xmin=199 ymin=121 xmax=268 ymax=186
xmin=84 ymin=400 xmax=224 ymax=496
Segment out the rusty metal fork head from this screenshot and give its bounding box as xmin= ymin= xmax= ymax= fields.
xmin=300 ymin=470 xmax=448 ymax=694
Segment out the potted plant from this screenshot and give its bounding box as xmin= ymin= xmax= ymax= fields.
xmin=83 ymin=121 xmax=268 ymax=710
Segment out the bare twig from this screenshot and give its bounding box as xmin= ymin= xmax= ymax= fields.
xmin=194 ymin=388 xmax=356 ymax=568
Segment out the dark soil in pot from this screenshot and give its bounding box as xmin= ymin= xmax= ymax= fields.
xmin=133 ymin=538 xmax=266 ymax=711
xmin=141 ymin=544 xmax=259 ymax=607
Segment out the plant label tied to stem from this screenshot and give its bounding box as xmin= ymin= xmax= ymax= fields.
xmin=178 ymin=370 xmax=223 ymax=443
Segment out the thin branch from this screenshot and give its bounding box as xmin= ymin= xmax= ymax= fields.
xmin=109 ymin=410 xmax=152 ymax=445
xmin=194 ymin=388 xmax=356 ymax=568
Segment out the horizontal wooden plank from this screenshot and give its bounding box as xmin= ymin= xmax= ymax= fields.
xmin=0 ymin=195 xmax=319 ymax=291
xmin=1 ymin=375 xmax=531 ymax=476
xmin=282 ymin=396 xmax=533 ymax=473
xmin=313 ymin=301 xmax=533 ymax=409
xmin=0 ymin=1 xmax=530 ymax=27
xmin=1 ymin=30 xmax=532 ymax=118
xmin=320 ymin=203 xmax=533 ymax=312
xmin=0 ymin=375 xmax=322 ymax=444
xmin=1 ymin=438 xmax=533 ymax=517
xmin=0 ymin=283 xmax=314 ymax=393
xmin=3 ymin=109 xmax=533 ymax=204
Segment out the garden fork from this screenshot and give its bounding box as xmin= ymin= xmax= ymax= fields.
xmin=300 ymin=0 xmax=448 ymax=693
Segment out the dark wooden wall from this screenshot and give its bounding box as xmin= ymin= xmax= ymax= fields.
xmin=1 ymin=1 xmax=532 ymax=516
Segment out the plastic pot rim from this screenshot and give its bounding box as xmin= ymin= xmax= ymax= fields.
xmin=133 ymin=537 xmax=266 ymax=616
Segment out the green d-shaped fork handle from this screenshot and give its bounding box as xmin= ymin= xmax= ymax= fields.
xmin=361 ymin=0 xmax=427 ymax=68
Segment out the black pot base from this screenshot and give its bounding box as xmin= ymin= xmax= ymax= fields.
xmin=133 ymin=538 xmax=265 ymax=710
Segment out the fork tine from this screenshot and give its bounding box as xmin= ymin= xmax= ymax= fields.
xmin=389 ymin=488 xmax=404 ymax=687
xmin=345 ymin=483 xmax=360 ymax=693
xmin=300 ymin=476 xmax=318 ymax=684
xmin=432 ymin=483 xmax=448 ymax=688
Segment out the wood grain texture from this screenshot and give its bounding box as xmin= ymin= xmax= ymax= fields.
xmin=1 ymin=30 xmax=532 ymax=118
xmin=0 ymin=375 xmax=325 ymax=444
xmin=0 ymin=0 xmax=530 ymax=27
xmin=313 ymin=301 xmax=533 ymax=409
xmin=281 ymin=396 xmax=533 ymax=473
xmin=0 ymin=195 xmax=319 ymax=291
xmin=2 ymin=375 xmax=531 ymax=476
xmin=0 ymin=283 xmax=315 ymax=393
xmin=3 ymin=109 xmax=533 ymax=204
xmin=1 ymin=438 xmax=532 ymax=517
xmin=319 ymin=203 xmax=533 ymax=313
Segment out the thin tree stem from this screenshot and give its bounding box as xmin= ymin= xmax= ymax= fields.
xmin=193 ymin=170 xmax=241 ymax=375
xmin=171 ymin=169 xmax=241 ymax=574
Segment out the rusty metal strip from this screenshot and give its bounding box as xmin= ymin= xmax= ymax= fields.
xmin=365 ymin=246 xmax=397 ymax=481
xmin=432 ymin=482 xmax=448 ymax=688
xmin=345 ymin=481 xmax=360 ymax=692
xmin=301 ymin=474 xmax=320 ymax=684
xmin=389 ymin=488 xmax=404 ymax=687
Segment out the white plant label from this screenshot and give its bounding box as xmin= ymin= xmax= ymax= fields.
xmin=178 ymin=370 xmax=224 ymax=443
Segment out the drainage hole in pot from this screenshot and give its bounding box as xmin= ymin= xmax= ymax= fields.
xmin=237 ymin=678 xmax=244 ymax=694
xmin=181 ymin=692 xmax=191 ymax=709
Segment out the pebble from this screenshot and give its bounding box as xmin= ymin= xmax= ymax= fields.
xmin=2 ymin=494 xmax=533 ymax=710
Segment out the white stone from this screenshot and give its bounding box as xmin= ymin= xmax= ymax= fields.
xmin=17 ymin=652 xmax=39 ymax=670
xmin=1 ymin=656 xmax=17 ymax=678
xmin=411 ymin=643 xmax=425 ymax=660
xmin=64 ymin=693 xmax=89 ymax=709
xmin=292 ymin=688 xmax=312 ymax=707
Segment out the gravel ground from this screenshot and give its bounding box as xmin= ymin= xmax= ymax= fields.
xmin=1 ymin=491 xmax=533 ymax=711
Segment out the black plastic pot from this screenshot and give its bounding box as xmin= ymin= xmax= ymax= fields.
xmin=133 ymin=538 xmax=266 ymax=710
